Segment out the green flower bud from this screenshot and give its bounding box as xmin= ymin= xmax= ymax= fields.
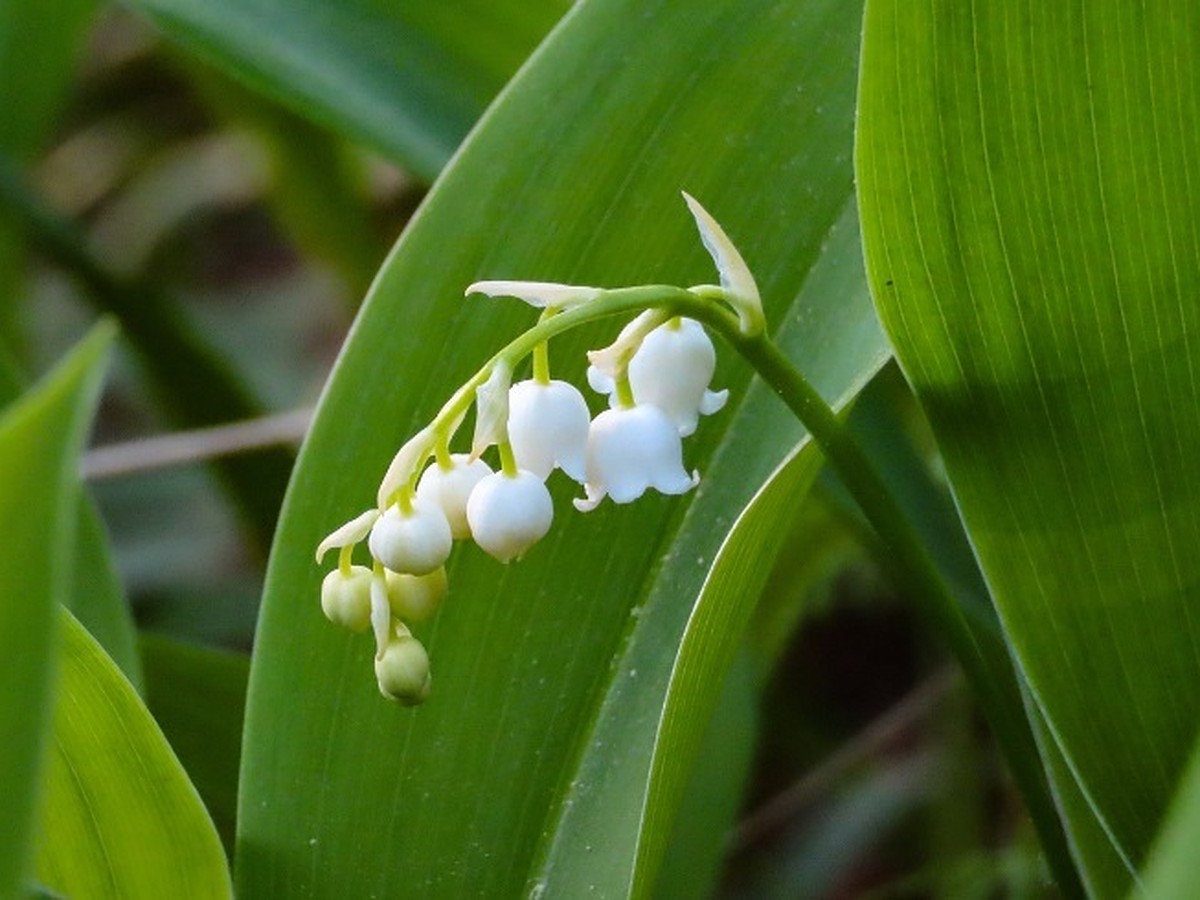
xmin=320 ymin=565 xmax=373 ymax=632
xmin=385 ymin=566 xmax=448 ymax=623
xmin=375 ymin=633 xmax=432 ymax=705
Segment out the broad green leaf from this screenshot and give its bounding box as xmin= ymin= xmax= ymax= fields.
xmin=0 ymin=324 xmax=111 ymax=900
xmin=857 ymin=0 xmax=1200 ymax=887
xmin=120 ymin=0 xmax=569 ymax=180
xmin=240 ymin=0 xmax=889 ymax=896
xmin=140 ymin=633 xmax=249 ymax=856
xmin=1140 ymin=734 xmax=1200 ymax=899
xmin=35 ymin=611 xmax=231 ymax=899
xmin=0 ymin=340 xmax=140 ymax=688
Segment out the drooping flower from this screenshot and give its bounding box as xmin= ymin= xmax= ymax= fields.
xmin=320 ymin=565 xmax=373 ymax=632
xmin=507 ymin=379 xmax=590 ymax=482
xmin=375 ymin=625 xmax=432 ymax=704
xmin=385 ymin=567 xmax=448 ymax=623
xmin=574 ymin=404 xmax=699 ymax=512
xmin=416 ymin=454 xmax=492 ymax=538
xmin=368 ymin=499 xmax=453 ymax=576
xmin=466 ymin=470 xmax=554 ymax=562
xmin=628 ymin=318 xmax=727 ymax=436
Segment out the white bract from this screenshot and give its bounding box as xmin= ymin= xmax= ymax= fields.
xmin=507 ymin=379 xmax=590 ymax=482
xmin=628 ymin=318 xmax=727 ymax=435
xmin=466 ymin=470 xmax=554 ymax=562
xmin=472 ymin=361 xmax=512 ymax=457
xmin=368 ymin=499 xmax=453 ymax=576
xmin=416 ymin=454 xmax=492 ymax=538
xmin=575 ymin=404 xmax=699 ymax=512
xmin=466 ymin=280 xmax=603 ymax=309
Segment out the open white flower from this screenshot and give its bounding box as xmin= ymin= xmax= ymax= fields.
xmin=416 ymin=455 xmax=492 ymax=538
xmin=466 ymin=470 xmax=553 ymax=562
xmin=574 ymin=404 xmax=699 ymax=512
xmin=628 ymin=318 xmax=727 ymax=436
xmin=368 ymin=499 xmax=453 ymax=576
xmin=507 ymin=379 xmax=590 ymax=482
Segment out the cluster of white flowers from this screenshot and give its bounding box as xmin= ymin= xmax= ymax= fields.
xmin=315 ymin=193 xmax=761 ymax=703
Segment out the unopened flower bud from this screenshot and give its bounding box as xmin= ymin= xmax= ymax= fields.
xmin=466 ymin=470 xmax=553 ymax=562
xmin=575 ymin=404 xmax=699 ymax=512
xmin=628 ymin=318 xmax=727 ymax=436
xmin=375 ymin=631 xmax=432 ymax=705
xmin=507 ymin=379 xmax=590 ymax=483
xmin=416 ymin=455 xmax=492 ymax=538
xmin=368 ymin=499 xmax=453 ymax=575
xmin=386 ymin=566 xmax=449 ymax=623
xmin=320 ymin=566 xmax=373 ymax=632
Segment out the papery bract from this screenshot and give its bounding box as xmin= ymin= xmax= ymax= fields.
xmin=466 ymin=470 xmax=553 ymax=563
xmin=575 ymin=404 xmax=699 ymax=511
xmin=508 ymin=379 xmax=590 ymax=482
xmin=416 ymin=454 xmax=492 ymax=538
xmin=368 ymin=499 xmax=453 ymax=576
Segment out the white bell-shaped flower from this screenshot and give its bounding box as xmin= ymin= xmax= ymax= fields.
xmin=628 ymin=318 xmax=728 ymax=436
xmin=320 ymin=565 xmax=373 ymax=632
xmin=416 ymin=455 xmax=492 ymax=538
xmin=368 ymin=498 xmax=453 ymax=576
xmin=507 ymin=379 xmax=590 ymax=482
xmin=466 ymin=470 xmax=553 ymax=563
xmin=574 ymin=404 xmax=699 ymax=512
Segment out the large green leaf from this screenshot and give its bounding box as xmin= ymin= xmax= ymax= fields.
xmin=120 ymin=0 xmax=569 ymax=180
xmin=857 ymin=0 xmax=1200 ymax=887
xmin=34 ymin=611 xmax=231 ymax=898
xmin=140 ymin=634 xmax=249 ymax=856
xmin=239 ymin=0 xmax=888 ymax=896
xmin=0 ymin=324 xmax=111 ymax=899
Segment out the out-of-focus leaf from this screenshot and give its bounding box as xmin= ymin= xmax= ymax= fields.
xmin=653 ymin=651 xmax=757 ymax=900
xmin=0 ymin=335 xmax=140 ymax=688
xmin=857 ymin=0 xmax=1200 ymax=888
xmin=239 ymin=0 xmax=890 ymax=896
xmin=34 ymin=611 xmax=231 ymax=898
xmin=1140 ymin=734 xmax=1200 ymax=899
xmin=0 ymin=156 xmax=291 ymax=549
xmin=119 ymin=0 xmax=570 ymax=180
xmin=0 ymin=324 xmax=111 ymax=899
xmin=69 ymin=496 xmax=142 ymax=689
xmin=140 ymin=633 xmax=249 ymax=857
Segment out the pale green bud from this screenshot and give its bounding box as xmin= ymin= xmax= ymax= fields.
xmin=375 ymin=633 xmax=432 ymax=705
xmin=385 ymin=566 xmax=448 ymax=623
xmin=320 ymin=566 xmax=373 ymax=632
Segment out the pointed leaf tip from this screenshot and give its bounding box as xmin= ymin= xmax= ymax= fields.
xmin=681 ymin=192 xmax=762 ymax=334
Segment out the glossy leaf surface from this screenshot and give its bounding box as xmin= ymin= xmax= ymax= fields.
xmin=857 ymin=0 xmax=1200 ymax=887
xmin=35 ymin=611 xmax=231 ymax=899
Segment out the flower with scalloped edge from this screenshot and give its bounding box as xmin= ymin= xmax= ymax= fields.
xmin=507 ymin=379 xmax=590 ymax=482
xmin=466 ymin=469 xmax=554 ymax=562
xmin=589 ymin=316 xmax=727 ymax=436
xmin=574 ymin=403 xmax=699 ymax=512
